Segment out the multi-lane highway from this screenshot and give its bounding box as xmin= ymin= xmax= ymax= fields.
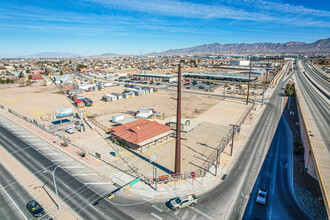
xmin=296 ymin=60 xmax=330 ymax=152
xmin=0 ymin=162 xmax=34 ymax=220
xmin=188 ymin=61 xmax=291 ymax=219
xmin=243 ymin=114 xmax=309 ymax=219
xmin=0 ymin=125 xmax=134 ymax=220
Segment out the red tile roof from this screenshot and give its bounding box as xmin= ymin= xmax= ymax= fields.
xmin=30 ymin=74 xmax=43 ymax=80
xmin=111 ymin=119 xmax=173 ymax=145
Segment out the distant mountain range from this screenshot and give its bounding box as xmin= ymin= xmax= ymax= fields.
xmin=149 ymin=38 xmax=330 ymax=55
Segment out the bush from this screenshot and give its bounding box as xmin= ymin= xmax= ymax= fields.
xmin=294 ymin=146 xmax=304 ymax=155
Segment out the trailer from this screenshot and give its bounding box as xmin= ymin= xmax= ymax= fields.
xmin=112 ymin=115 xmax=124 ymax=123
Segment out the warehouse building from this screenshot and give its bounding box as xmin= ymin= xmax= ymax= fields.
xmin=182 ymin=72 xmax=260 ymax=82
xmin=133 ymin=73 xmax=177 ymax=82
xmin=110 ymin=119 xmax=174 ymax=150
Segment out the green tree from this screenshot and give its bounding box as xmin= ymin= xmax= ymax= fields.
xmin=60 ymin=70 xmax=63 ymax=75
xmin=26 ymin=69 xmax=31 ymax=73
xmin=28 ymin=75 xmax=32 ymax=80
xmin=19 ymin=72 xmax=24 ymax=78
xmin=5 ymin=78 xmax=10 ymax=84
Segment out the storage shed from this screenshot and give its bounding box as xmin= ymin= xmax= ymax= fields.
xmin=84 ymin=98 xmax=93 ymax=107
xmin=111 ymin=93 xmax=123 ymax=100
xmin=74 ymin=99 xmax=85 ymax=108
xmin=123 ymin=91 xmax=135 ymax=98
xmin=134 ymin=90 xmax=146 ymax=96
xmin=102 ymin=94 xmax=117 ymax=102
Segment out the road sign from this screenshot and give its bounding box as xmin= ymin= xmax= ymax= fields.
xmin=114 ymin=148 xmax=119 ymax=157
xmin=191 ymin=172 xmax=195 ymax=178
xmin=130 ymin=178 xmax=140 ymax=186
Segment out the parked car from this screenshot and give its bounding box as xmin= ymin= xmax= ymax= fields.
xmin=156 ymin=83 xmax=161 ymax=85
xmin=65 ymin=128 xmax=75 ymax=134
xmin=256 ymin=187 xmax=267 ymax=204
xmin=26 ymin=200 xmax=44 ymax=217
xmin=168 ymin=194 xmax=198 ymax=211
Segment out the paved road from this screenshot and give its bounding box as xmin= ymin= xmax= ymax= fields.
xmin=0 ymin=162 xmax=34 ymax=220
xmin=300 ymin=60 xmax=330 ymax=98
xmin=0 ymin=125 xmax=134 ymax=220
xmin=243 ymin=114 xmax=309 ymax=220
xmin=189 ymin=61 xmax=291 ymax=220
xmin=296 ymin=60 xmax=330 ymax=152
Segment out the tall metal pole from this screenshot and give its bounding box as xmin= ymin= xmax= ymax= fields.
xmin=246 ymin=60 xmax=251 ymax=105
xmin=175 ymin=64 xmax=182 ymax=174
xmin=53 ymin=166 xmax=60 ymax=210
xmin=266 ymin=58 xmax=269 ymax=82
xmin=43 ymin=165 xmax=61 ymax=210
xmin=229 ymin=124 xmax=238 ymax=156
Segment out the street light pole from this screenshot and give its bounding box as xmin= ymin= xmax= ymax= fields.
xmin=43 ymin=165 xmax=61 ymax=210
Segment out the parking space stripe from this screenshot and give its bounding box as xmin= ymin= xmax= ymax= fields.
xmin=150 ymin=212 xmax=162 ymax=220
xmin=152 ymin=205 xmax=163 ymax=212
xmin=182 ymin=210 xmax=189 ymax=220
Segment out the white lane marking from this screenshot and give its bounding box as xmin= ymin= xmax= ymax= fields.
xmin=191 ymin=215 xmax=197 ymax=220
xmin=72 ymin=174 xmax=98 ymax=176
xmin=9 ymin=146 xmax=31 ymax=154
xmin=62 ymin=183 xmax=70 ymax=189
xmin=37 ymin=148 xmax=52 ymax=150
xmin=43 ymin=153 xmax=60 ymax=156
xmin=25 ymin=154 xmax=31 ymax=158
xmin=174 ymin=209 xmax=180 ymax=216
xmin=182 ymin=210 xmax=189 ymax=220
xmin=52 ymin=159 xmax=72 ymax=162
xmin=85 ymin=182 xmax=112 ymax=185
xmin=0 ymin=185 xmax=28 ymax=220
xmin=152 ymin=205 xmax=163 ymax=212
xmin=150 ymin=212 xmax=163 ymax=220
xmin=62 ymin=166 xmax=85 ymax=169
xmin=189 ymin=207 xmax=214 ymax=220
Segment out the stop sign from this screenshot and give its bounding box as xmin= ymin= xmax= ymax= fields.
xmin=191 ymin=172 xmax=195 ymax=178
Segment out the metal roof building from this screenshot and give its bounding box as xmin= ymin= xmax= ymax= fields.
xmin=182 ymin=72 xmax=261 ymax=82
xmin=133 ymin=73 xmax=177 ymax=82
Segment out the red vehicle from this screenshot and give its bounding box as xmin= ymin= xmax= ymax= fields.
xmin=184 ymin=79 xmax=191 ymax=82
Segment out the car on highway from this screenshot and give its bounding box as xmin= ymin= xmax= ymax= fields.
xmin=65 ymin=128 xmax=75 ymax=134
xmin=168 ymin=194 xmax=198 ymax=211
xmin=26 ymin=200 xmax=44 ymax=217
xmin=256 ymin=187 xmax=267 ymax=204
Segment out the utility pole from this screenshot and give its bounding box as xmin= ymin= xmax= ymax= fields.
xmin=229 ymin=124 xmax=239 ymax=156
xmin=266 ymin=57 xmax=269 ymax=83
xmin=43 ymin=165 xmax=61 ymax=209
xmin=246 ymin=60 xmax=251 ymax=105
xmin=175 ymin=64 xmax=182 ymax=174
xmin=223 ymin=84 xmax=226 ymax=100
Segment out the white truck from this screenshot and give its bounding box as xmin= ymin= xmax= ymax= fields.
xmin=169 ymin=194 xmax=198 ymax=211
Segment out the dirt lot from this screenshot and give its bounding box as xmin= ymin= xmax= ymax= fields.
xmin=80 ymin=85 xmax=220 ymax=125
xmin=0 ymin=82 xmax=75 ymax=119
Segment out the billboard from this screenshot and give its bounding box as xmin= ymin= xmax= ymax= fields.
xmin=56 ymin=108 xmax=74 ymax=118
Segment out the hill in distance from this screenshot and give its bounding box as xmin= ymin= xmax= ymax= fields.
xmin=149 ymin=38 xmax=330 ymax=55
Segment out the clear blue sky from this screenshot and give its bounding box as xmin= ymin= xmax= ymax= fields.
xmin=0 ymin=0 xmax=329 ymax=57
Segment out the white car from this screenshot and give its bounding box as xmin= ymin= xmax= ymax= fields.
xmin=65 ymin=128 xmax=75 ymax=134
xmin=256 ymin=187 xmax=267 ymax=204
xmin=169 ymin=194 xmax=198 ymax=211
